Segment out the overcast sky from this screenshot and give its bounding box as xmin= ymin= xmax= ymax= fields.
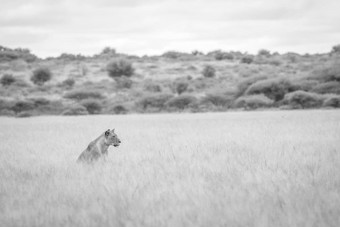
xmin=1 ymin=0 xmax=339 ymax=57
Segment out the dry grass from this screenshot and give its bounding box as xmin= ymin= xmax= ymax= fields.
xmin=0 ymin=110 xmax=340 ymax=227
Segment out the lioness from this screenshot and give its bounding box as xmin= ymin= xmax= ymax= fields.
xmin=77 ymin=129 xmax=121 ymax=163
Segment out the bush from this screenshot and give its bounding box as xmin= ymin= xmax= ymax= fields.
xmin=191 ymin=50 xmax=203 ymax=56
xmin=310 ymin=62 xmax=340 ymax=82
xmin=311 ymin=81 xmax=340 ymax=94
xmin=331 ymin=44 xmax=340 ymax=55
xmin=234 ymin=94 xmax=274 ymax=109
xmin=290 ymin=79 xmax=318 ymax=92
xmin=144 ymin=81 xmax=162 ymax=92
xmin=11 ymin=79 xmax=31 ymax=88
xmin=62 ymin=105 xmax=88 ymax=115
xmin=0 ymin=45 xmax=37 ymax=62
xmin=240 ymin=56 xmax=253 ymax=64
xmin=1 ymin=74 xmax=16 ymax=86
xmin=323 ymin=96 xmax=340 ymax=108
xmin=58 ymin=53 xmax=86 ymax=61
xmin=202 ymin=65 xmax=216 ymax=78
xmin=115 ymin=76 xmax=133 ymax=89
xmin=64 ymin=90 xmax=104 ymax=100
xmin=245 ymin=78 xmax=295 ymax=101
xmin=137 ymin=94 xmax=174 ymax=111
xmin=80 ymin=99 xmax=103 ymax=114
xmin=257 ymin=49 xmax=271 ymax=57
xmin=0 ymin=109 xmax=15 ymax=117
xmin=29 ymin=97 xmax=50 ymax=107
xmin=11 ymin=100 xmax=35 ymax=113
xmin=162 ymin=51 xmax=187 ymax=59
xmin=173 ymin=81 xmax=189 ymax=95
xmin=0 ymin=98 xmax=13 ymax=112
xmin=283 ymin=91 xmax=323 ymax=109
xmin=107 ymin=59 xmax=134 ymax=79
xmin=166 ymin=95 xmax=197 ymax=110
xmin=61 ymin=78 xmax=75 ymax=88
xmin=101 ymin=47 xmax=116 ymax=55
xmin=201 ymin=93 xmax=233 ymax=107
xmin=17 ymin=112 xmax=33 ymax=118
xmin=30 ymin=67 xmax=52 ymax=85
xmin=236 ymin=75 xmax=267 ymax=96
xmin=214 ymin=51 xmax=234 ymax=60
xmin=111 ymin=105 xmax=128 ymax=114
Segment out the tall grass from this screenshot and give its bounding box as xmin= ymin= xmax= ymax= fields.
xmin=0 ymin=110 xmax=340 ymax=227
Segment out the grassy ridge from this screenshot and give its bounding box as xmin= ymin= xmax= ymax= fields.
xmin=0 ymin=110 xmax=340 ymax=226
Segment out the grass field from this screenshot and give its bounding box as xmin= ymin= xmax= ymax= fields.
xmin=0 ymin=110 xmax=340 ymax=227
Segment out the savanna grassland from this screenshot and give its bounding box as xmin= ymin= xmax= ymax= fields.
xmin=1 ymin=45 xmax=340 ymax=118
xmin=1 ymin=110 xmax=340 ymax=227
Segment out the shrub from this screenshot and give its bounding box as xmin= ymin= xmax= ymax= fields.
xmin=240 ymin=56 xmax=253 ymax=64
xmin=257 ymin=49 xmax=271 ymax=57
xmin=311 ymin=81 xmax=340 ymax=94
xmin=331 ymin=44 xmax=340 ymax=55
xmin=17 ymin=112 xmax=33 ymax=118
xmin=191 ymin=50 xmax=203 ymax=56
xmin=30 ymin=67 xmax=52 ymax=85
xmin=0 ymin=98 xmax=13 ymax=112
xmin=245 ymin=78 xmax=295 ymax=101
xmin=290 ymin=79 xmax=318 ymax=92
xmin=137 ymin=94 xmax=174 ymax=111
xmin=214 ymin=51 xmax=234 ymax=60
xmin=0 ymin=45 xmax=37 ymax=62
xmin=11 ymin=100 xmax=35 ymax=113
xmin=234 ymin=94 xmax=274 ymax=109
xmin=80 ymin=99 xmax=102 ymax=114
xmin=62 ymin=105 xmax=88 ymax=115
xmin=144 ymin=81 xmax=162 ymax=92
xmin=207 ymin=50 xmax=234 ymax=60
xmin=106 ymin=59 xmax=134 ymax=79
xmin=162 ymin=51 xmax=186 ymax=59
xmin=173 ymin=81 xmax=189 ymax=95
xmin=11 ymin=79 xmax=31 ymax=88
xmin=64 ymin=90 xmax=103 ymax=100
xmin=236 ymin=75 xmax=267 ymax=96
xmin=202 ymin=65 xmax=216 ymax=78
xmin=111 ymin=105 xmax=128 ymax=114
xmin=58 ymin=53 xmax=86 ymax=61
xmin=29 ymin=97 xmax=50 ymax=107
xmin=1 ymin=74 xmax=16 ymax=86
xmin=323 ymin=96 xmax=340 ymax=108
xmin=166 ymin=95 xmax=197 ymax=110
xmin=310 ymin=62 xmax=340 ymax=82
xmin=283 ymin=91 xmax=323 ymax=109
xmin=0 ymin=109 xmax=15 ymax=117
xmin=101 ymin=47 xmax=116 ymax=55
xmin=201 ymin=93 xmax=233 ymax=107
xmin=115 ymin=76 xmax=133 ymax=89
xmin=61 ymin=78 xmax=75 ymax=88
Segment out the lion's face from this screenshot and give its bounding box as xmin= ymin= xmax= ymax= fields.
xmin=105 ymin=129 xmax=121 ymax=147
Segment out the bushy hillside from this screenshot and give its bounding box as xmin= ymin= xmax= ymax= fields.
xmin=1 ymin=45 xmax=340 ymax=117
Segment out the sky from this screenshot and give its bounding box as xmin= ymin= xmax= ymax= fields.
xmin=1 ymin=0 xmax=339 ymax=57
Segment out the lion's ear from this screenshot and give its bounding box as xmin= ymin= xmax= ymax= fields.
xmin=111 ymin=129 xmax=115 ymax=133
xmin=105 ymin=129 xmax=110 ymax=137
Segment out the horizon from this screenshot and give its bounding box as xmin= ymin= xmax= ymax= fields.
xmin=1 ymin=0 xmax=339 ymax=58
xmin=2 ymin=43 xmax=338 ymax=59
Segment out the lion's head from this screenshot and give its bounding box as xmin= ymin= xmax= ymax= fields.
xmin=104 ymin=129 xmax=121 ymax=147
